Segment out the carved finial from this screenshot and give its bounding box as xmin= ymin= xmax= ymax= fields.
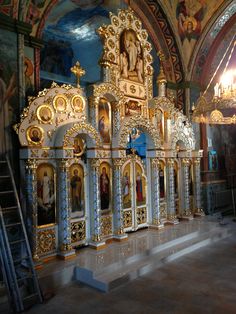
xmin=71 ymin=61 xmax=85 ymax=88
xmin=131 ymin=148 xmax=136 ymax=155
xmin=157 ymin=51 xmax=167 ymax=96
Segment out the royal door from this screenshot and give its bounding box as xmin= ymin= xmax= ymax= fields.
xmin=122 ymin=157 xmax=148 ymax=231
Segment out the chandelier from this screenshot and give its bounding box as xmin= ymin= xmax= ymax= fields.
xmin=193 ymin=35 xmax=236 ymax=124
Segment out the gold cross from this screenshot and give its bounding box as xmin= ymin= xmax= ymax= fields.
xmin=71 ymin=61 xmax=85 ymax=87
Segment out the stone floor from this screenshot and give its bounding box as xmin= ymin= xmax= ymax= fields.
xmin=1 ymin=217 xmax=236 ymax=313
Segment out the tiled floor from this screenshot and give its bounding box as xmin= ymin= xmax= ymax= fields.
xmin=1 ymin=217 xmax=236 ymax=314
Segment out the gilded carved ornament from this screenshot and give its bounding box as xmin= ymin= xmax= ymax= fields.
xmin=182 ymin=158 xmax=191 ymax=166
xmin=90 ymin=158 xmax=100 ymax=169
xmin=167 ymin=158 xmax=175 ymax=167
xmin=118 ymin=115 xmax=161 ymax=149
xmin=93 ymin=83 xmax=124 ymax=101
xmin=151 ymin=158 xmax=160 ymax=168
xmin=63 ymin=122 xmax=102 ymax=147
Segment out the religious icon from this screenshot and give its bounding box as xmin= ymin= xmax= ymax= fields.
xmin=71 ymin=95 xmax=85 ymax=113
xmin=136 ymin=163 xmax=146 ymax=206
xmin=159 ymin=163 xmax=165 ymax=198
xmin=37 ymin=105 xmax=53 ymax=124
xmin=73 ymin=136 xmax=85 ymax=157
xmin=208 ymin=150 xmax=218 ymax=171
xmin=37 ymin=164 xmax=56 ymax=226
xmin=70 ymin=164 xmax=84 ymax=217
xmin=26 ymin=126 xmax=43 ymax=145
xmin=98 ymin=98 xmax=111 ymax=143
xmin=100 ymin=163 xmax=110 ymax=211
xmin=53 ymin=95 xmax=68 ymax=113
xmin=122 ymin=163 xmax=131 ymax=209
xmin=125 ymin=100 xmax=141 ymax=116
xmin=120 ymin=29 xmax=143 ymax=83
xmin=24 ymin=56 xmax=34 ymax=96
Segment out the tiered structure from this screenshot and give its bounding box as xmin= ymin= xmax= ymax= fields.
xmin=15 ymin=9 xmax=203 ymax=262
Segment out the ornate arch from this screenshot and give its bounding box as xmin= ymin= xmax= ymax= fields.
xmin=63 ymin=122 xmax=102 ymax=147
xmin=117 ymin=115 xmax=161 ymax=149
xmin=171 ymin=131 xmax=195 ymax=151
xmin=93 ymin=83 xmax=124 ymax=102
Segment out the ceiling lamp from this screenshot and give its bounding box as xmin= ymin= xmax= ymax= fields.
xmin=193 ymin=35 xmax=236 ymax=124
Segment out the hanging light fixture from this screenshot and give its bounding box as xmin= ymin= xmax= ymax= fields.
xmin=193 ymin=35 xmax=236 ymax=124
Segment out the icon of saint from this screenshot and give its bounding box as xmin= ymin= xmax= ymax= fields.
xmin=31 ymin=129 xmax=41 ymax=142
xmin=71 ymin=169 xmax=82 ymax=212
xmin=100 ymin=166 xmax=110 ymax=210
xmin=136 ymin=172 xmax=143 ymax=203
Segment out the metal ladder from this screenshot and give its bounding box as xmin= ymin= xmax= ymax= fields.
xmin=0 ymin=156 xmax=43 ymax=312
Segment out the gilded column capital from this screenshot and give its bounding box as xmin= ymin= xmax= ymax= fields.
xmin=151 ymin=158 xmax=160 ymax=168
xmin=59 ymin=159 xmax=70 ymax=172
xmin=90 ymin=158 xmax=100 ymax=169
xmin=167 ymin=158 xmax=174 ymax=167
xmin=194 ymin=158 xmax=201 ymax=166
xmin=113 ymin=158 xmax=123 ymax=170
xmin=25 ymin=159 xmax=37 ymax=171
xmin=182 ymin=158 xmax=191 ymax=166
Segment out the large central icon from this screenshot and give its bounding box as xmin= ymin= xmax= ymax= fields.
xmin=120 ymin=29 xmax=143 ymax=83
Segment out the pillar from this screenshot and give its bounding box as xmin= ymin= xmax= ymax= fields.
xmin=151 ymin=158 xmax=164 ymax=228
xmin=113 ymin=158 xmax=128 ymax=240
xmin=193 ymin=158 xmax=204 ymax=216
xmin=166 ymin=158 xmax=179 ymax=224
xmin=25 ymin=159 xmax=40 ymax=263
xmin=89 ymin=158 xmax=106 ymax=248
xmin=58 ymin=159 xmax=75 ymax=259
xmin=180 ymin=158 xmax=193 ymax=219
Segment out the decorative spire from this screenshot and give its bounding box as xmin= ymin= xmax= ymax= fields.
xmin=157 ymin=51 xmax=167 ymax=96
xmin=71 ymin=61 xmax=85 ymax=88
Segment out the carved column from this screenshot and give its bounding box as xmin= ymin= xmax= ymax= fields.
xmin=89 ymin=96 xmax=99 ymax=129
xmin=25 ymin=159 xmax=39 ymax=262
xmin=113 ymin=159 xmax=127 ymax=239
xmin=181 ymin=158 xmax=193 ymax=218
xmin=193 ymin=158 xmax=204 ymax=216
xmin=89 ymin=158 xmax=105 ymax=246
xmin=112 ymin=104 xmax=121 ymax=139
xmin=166 ymin=158 xmax=178 ymax=223
xmin=58 ymin=159 xmax=75 ymax=258
xmin=151 ymin=158 xmax=164 ymax=228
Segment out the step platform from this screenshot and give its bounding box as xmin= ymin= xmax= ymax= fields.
xmin=75 ymin=218 xmax=232 ymax=292
xmin=37 ymin=217 xmax=232 ymax=293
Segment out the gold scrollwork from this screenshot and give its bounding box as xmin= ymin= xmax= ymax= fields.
xmin=123 ymin=210 xmax=132 ymax=228
xmin=37 ymin=229 xmax=56 ymax=255
xmin=90 ymin=158 xmax=100 ymax=169
xmin=160 ymin=204 xmax=167 ymax=218
xmin=63 ymin=122 xmax=102 ymax=147
xmin=71 ymin=221 xmax=86 ymax=243
xmin=151 ymin=158 xmax=160 ymax=168
xmin=194 ymin=158 xmax=201 ymax=166
xmin=182 ymin=158 xmax=191 ymax=166
xmin=167 ymin=158 xmax=175 ymax=167
xmin=137 ymin=207 xmax=147 ymax=225
xmin=119 ymin=115 xmax=161 ymax=149
xmin=101 ymin=216 xmax=112 ymax=236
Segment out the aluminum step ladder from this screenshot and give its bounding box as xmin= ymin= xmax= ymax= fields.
xmin=0 ymin=156 xmax=43 ymax=312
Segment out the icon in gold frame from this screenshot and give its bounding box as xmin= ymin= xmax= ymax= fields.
xmin=26 ymin=126 xmax=44 ymax=145
xmin=53 ymin=94 xmax=68 ymax=113
xmin=71 ymin=95 xmax=85 ymax=113
xmin=37 ymin=104 xmax=54 ymax=124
